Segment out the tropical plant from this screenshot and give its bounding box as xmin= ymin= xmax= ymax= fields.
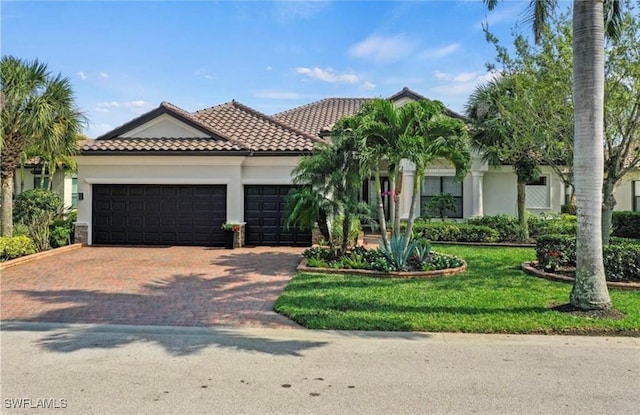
xmin=484 ymin=0 xmax=623 ymax=310
xmin=1 ymin=56 xmax=85 ymax=236
xmin=284 ymin=186 xmax=333 ymax=244
xmin=424 ymin=193 xmax=458 ymax=221
xmin=379 ymin=235 xmax=420 ymax=271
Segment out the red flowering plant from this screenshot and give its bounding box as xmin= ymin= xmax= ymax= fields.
xmin=221 ymin=223 xmax=241 ymax=232
xmin=540 ymin=250 xmax=563 ymax=271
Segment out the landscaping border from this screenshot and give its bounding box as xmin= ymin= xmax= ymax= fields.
xmin=0 ymin=243 xmax=83 ymax=270
xmin=521 ymin=261 xmax=640 ymax=290
xmin=297 ymin=258 xmax=467 ymax=279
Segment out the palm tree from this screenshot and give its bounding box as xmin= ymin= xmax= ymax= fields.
xmin=466 ymin=76 xmax=542 ymax=241
xmin=356 ymin=99 xmax=409 ymax=246
xmin=1 ymin=56 xmax=85 ymax=236
xmin=401 ymin=100 xmax=471 ymax=248
xmin=484 ymin=0 xmax=621 ymax=310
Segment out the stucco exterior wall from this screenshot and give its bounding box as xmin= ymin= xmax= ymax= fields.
xmin=482 ymin=166 xmax=564 ymax=216
xmin=13 ymin=168 xmax=72 ymax=209
xmin=121 ymin=114 xmax=209 ymax=138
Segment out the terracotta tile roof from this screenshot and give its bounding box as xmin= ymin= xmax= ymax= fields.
xmin=81 ymin=137 xmax=246 ymax=153
xmin=273 ymin=98 xmax=369 ymax=137
xmin=193 ymin=100 xmax=322 ymax=152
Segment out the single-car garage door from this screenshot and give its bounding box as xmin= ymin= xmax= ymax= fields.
xmin=244 ymin=185 xmax=311 ymax=246
xmin=93 ymin=184 xmax=226 ymax=246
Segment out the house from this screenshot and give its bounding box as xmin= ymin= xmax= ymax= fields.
xmin=13 ymin=158 xmax=77 ymax=210
xmin=75 ymin=87 xmax=639 ymax=247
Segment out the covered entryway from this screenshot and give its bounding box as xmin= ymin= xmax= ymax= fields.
xmin=92 ymin=184 xmax=226 ymax=246
xmin=244 ymin=185 xmax=311 ymax=246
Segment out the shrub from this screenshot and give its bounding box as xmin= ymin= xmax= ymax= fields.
xmin=612 ymin=211 xmax=640 ymax=239
xmin=603 ymin=243 xmax=640 ymax=282
xmin=379 ymin=235 xmax=420 ymax=271
xmin=14 ymin=189 xmax=64 ymax=223
xmin=535 ymin=234 xmax=576 ymax=270
xmin=321 ymin=216 xmax=361 ymax=250
xmin=49 ymin=220 xmax=71 ymax=248
xmin=536 ymin=235 xmax=639 ymax=282
xmin=0 ymin=236 xmax=37 ymax=261
xmin=561 ymin=204 xmax=577 ymax=215
xmin=422 ymin=252 xmax=464 ymax=271
xmin=467 ymin=215 xmax=522 ymax=242
xmin=529 ymin=213 xmax=577 ymax=238
xmin=423 ymin=193 xmax=457 ymax=221
xmin=412 ymin=222 xmax=498 ymax=243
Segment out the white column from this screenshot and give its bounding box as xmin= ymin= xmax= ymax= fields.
xmin=401 ymin=170 xmax=416 ymax=219
xmin=471 ymin=171 xmax=484 ymax=217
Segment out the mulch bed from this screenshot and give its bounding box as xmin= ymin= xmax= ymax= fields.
xmin=550 ymin=303 xmax=626 ymax=320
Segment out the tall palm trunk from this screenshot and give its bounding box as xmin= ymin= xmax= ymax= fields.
xmin=404 ymin=166 xmax=425 ymax=250
xmin=516 ymin=179 xmax=529 ymax=241
xmin=393 ymin=168 xmax=402 ymax=238
xmin=601 ymin=177 xmax=617 ymax=244
xmin=570 ymin=0 xmax=611 ymax=310
xmin=373 ymin=168 xmax=390 ymax=251
xmin=1 ymin=173 xmax=15 ymax=236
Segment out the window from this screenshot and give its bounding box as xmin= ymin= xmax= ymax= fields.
xmin=33 ymin=174 xmax=50 ymax=190
xmin=526 ymin=175 xmax=550 ymax=208
xmin=71 ymin=177 xmax=79 ymax=208
xmin=421 ymin=176 xmax=463 ymax=218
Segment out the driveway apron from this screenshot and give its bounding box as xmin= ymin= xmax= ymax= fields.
xmin=0 ymin=246 xmax=304 ymax=329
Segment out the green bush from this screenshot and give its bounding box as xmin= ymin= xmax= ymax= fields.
xmin=561 ymin=204 xmax=577 ymax=215
xmin=14 ymin=189 xmax=64 ymax=223
xmin=412 ymin=222 xmax=499 ymax=243
xmin=467 ymin=215 xmax=522 ymax=241
xmin=603 ymin=243 xmax=640 ymax=282
xmin=422 ymin=252 xmax=464 ymax=271
xmin=612 ymin=211 xmax=640 ymax=239
xmin=321 ymin=216 xmax=361 ymax=249
xmin=535 ymin=234 xmax=576 ymax=270
xmin=49 ymin=220 xmax=71 ymax=248
xmin=536 ymin=235 xmax=639 ymax=282
xmin=529 ymin=213 xmax=577 ymax=238
xmin=0 ymin=235 xmax=37 ymax=261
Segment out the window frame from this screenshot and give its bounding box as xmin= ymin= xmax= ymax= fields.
xmin=420 ymin=176 xmax=463 ymax=219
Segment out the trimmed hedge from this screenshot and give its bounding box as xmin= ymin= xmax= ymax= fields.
xmin=612 ymin=211 xmax=640 ymax=239
xmin=467 ymin=215 xmax=521 ymax=241
xmin=536 ymin=234 xmax=640 ymax=282
xmin=0 ymin=236 xmax=37 ymax=262
xmin=412 ymin=222 xmax=499 ymax=243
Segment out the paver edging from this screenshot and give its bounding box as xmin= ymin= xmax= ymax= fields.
xmin=297 ymin=258 xmax=467 ymax=279
xmin=521 ymin=261 xmax=640 ymax=290
xmin=0 ymin=243 xmax=83 ymax=270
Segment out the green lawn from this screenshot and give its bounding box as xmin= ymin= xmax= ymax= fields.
xmin=274 ymin=245 xmax=640 ymax=335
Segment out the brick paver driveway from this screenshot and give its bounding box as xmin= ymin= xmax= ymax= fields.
xmin=1 ymin=246 xmax=304 ymax=328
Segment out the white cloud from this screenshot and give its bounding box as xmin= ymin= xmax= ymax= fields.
xmin=95 ymin=100 xmax=152 ymax=114
xmin=204 ymin=75 xmax=213 ymax=80
xmin=99 ymin=72 xmax=109 ymax=79
xmin=431 ymin=70 xmax=501 ymax=97
xmin=349 ymin=34 xmax=415 ymax=63
xmin=274 ymin=1 xmax=329 ymax=22
xmin=360 ymin=81 xmax=376 ymax=91
xmin=77 ymin=71 xmax=87 ymax=80
xmin=476 ymin=3 xmax=525 ymax=30
xmin=254 ymin=90 xmax=305 ymax=100
xmin=266 ymin=65 xmax=273 ymax=71
xmin=296 ymin=67 xmax=359 ymax=84
xmin=432 ymin=70 xmax=452 ymax=81
xmin=453 ymin=72 xmax=478 ymax=82
xmin=420 ymin=43 xmax=461 ymax=59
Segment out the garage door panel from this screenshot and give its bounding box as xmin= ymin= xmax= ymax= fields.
xmin=244 ymin=185 xmax=311 ymax=247
xmin=92 ymin=184 xmax=226 ymax=246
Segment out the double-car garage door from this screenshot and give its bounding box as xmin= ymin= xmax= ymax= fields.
xmin=92 ymin=184 xmax=310 ymax=247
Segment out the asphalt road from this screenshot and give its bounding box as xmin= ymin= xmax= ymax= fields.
xmin=1 ymin=322 xmax=639 ymax=415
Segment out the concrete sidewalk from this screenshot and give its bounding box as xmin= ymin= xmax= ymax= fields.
xmin=2 ymin=322 xmax=638 ymax=415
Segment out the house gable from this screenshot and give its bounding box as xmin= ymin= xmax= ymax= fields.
xmin=121 ymin=113 xmax=210 ymax=138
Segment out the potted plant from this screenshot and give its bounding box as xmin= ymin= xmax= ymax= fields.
xmin=221 ymin=223 xmax=241 ymax=249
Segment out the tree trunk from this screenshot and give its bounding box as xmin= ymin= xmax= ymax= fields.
xmin=341 ymin=213 xmax=351 ymax=254
xmin=389 ymin=174 xmax=397 ymax=238
xmin=373 ymin=169 xmax=390 ymax=251
xmin=570 ymin=0 xmax=611 ymax=310
xmin=601 ymin=177 xmax=617 ymax=244
xmin=404 ymin=167 xmax=424 ymax=250
xmin=1 ymin=172 xmax=15 ymax=237
xmin=393 ymin=168 xmax=402 ymax=238
xmin=516 ymin=179 xmax=529 ymax=241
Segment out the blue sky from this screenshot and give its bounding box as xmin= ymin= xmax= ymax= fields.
xmin=2 ymin=1 xmax=544 ymax=138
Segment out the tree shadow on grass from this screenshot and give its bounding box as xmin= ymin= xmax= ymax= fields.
xmin=2 ymin=272 xmax=326 ymax=356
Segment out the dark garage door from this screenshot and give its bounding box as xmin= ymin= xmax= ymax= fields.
xmin=244 ymin=185 xmax=311 ymax=246
xmin=93 ymin=184 xmax=227 ymax=246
